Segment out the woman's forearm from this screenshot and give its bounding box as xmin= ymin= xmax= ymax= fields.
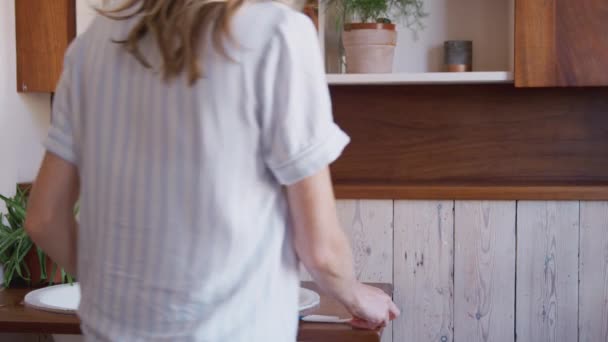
xmin=295 ymin=226 xmax=358 ymax=309
xmin=25 ymin=152 xmax=80 ymax=276
xmin=287 ymin=168 xmax=359 ymax=309
xmin=26 ymin=213 xmax=78 ymax=276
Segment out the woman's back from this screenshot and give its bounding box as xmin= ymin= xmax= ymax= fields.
xmin=48 ymin=2 xmax=346 ymax=340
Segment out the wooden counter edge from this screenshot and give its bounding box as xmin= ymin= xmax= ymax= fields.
xmin=334 ymin=184 xmax=608 ymax=200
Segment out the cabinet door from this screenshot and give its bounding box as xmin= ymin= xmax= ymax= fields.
xmin=515 ymin=0 xmax=608 ymax=87
xmin=16 ymin=0 xmax=76 ymax=93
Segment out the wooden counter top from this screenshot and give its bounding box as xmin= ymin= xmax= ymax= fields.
xmin=0 ymin=282 xmax=392 ymax=342
xmin=0 ymin=287 xmax=79 ymax=334
xmin=299 ymin=282 xmax=392 ymax=342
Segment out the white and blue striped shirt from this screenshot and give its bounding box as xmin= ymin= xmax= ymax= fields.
xmin=45 ymin=2 xmax=349 ymax=341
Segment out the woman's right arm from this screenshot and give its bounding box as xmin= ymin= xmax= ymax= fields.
xmin=287 ymin=167 xmax=400 ymax=329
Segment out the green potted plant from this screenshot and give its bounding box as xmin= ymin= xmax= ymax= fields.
xmin=330 ymin=0 xmax=427 ymax=73
xmin=0 ymin=186 xmax=74 ymax=288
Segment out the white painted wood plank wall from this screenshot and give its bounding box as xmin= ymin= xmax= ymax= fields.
xmin=320 ymin=200 xmax=607 ymax=342
xmin=7 ymin=200 xmax=608 ymax=342
xmin=516 ymin=202 xmax=579 ymax=342
xmin=579 ymin=202 xmax=608 ymax=342
xmin=394 ymin=200 xmax=454 ymax=342
xmin=454 ymin=201 xmax=515 ymax=342
xmin=336 ymin=200 xmax=393 ymax=342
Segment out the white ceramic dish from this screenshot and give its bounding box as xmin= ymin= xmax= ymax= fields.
xmin=299 ymin=287 xmax=320 ymax=312
xmin=25 ymin=283 xmax=320 ymax=314
xmin=25 ymin=283 xmax=81 ymax=314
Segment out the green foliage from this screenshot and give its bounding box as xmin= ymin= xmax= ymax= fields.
xmin=0 ymin=186 xmax=74 ymax=287
xmin=329 ymin=0 xmax=427 ymax=33
xmin=340 ymin=0 xmax=389 ymax=23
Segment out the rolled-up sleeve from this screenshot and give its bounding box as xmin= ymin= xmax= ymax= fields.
xmin=259 ymin=12 xmax=350 ymax=185
xmin=45 ymin=50 xmax=78 ymax=165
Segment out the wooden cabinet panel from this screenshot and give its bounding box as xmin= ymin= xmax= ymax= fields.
xmin=515 ymin=0 xmax=608 ymax=87
xmin=16 ymin=0 xmax=76 ymax=92
xmin=331 ymin=84 xmax=608 ymax=200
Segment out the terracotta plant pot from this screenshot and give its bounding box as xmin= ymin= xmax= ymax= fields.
xmin=342 ymin=23 xmax=397 ymax=73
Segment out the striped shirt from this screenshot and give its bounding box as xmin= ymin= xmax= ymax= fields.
xmin=45 ymin=2 xmax=349 ymax=341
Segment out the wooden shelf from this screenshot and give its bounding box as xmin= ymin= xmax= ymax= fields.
xmin=329 ymin=84 xmax=608 ymax=201
xmin=327 ymin=72 xmax=514 ymax=85
xmin=334 ymin=184 xmax=608 ymax=200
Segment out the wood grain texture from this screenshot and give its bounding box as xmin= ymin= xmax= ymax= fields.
xmin=394 ymin=200 xmax=454 ymax=342
xmin=15 ymin=0 xmax=76 ymax=92
xmin=335 ymin=200 xmax=393 ymax=342
xmin=330 ymin=84 xmax=608 ymax=200
xmin=514 ymin=0 xmax=556 ymax=87
xmin=579 ymin=201 xmax=608 ymax=342
xmin=336 ymin=200 xmax=393 ymax=283
xmin=516 ymin=201 xmax=579 ymax=342
xmin=555 ymin=0 xmax=608 ymax=86
xmin=334 ymin=185 xmax=608 ymax=201
xmin=0 ymin=288 xmax=81 ymax=334
xmin=454 ymin=201 xmax=515 ymax=342
xmin=0 ymin=334 xmax=47 ymax=342
xmin=516 ymin=0 xmax=608 ymax=87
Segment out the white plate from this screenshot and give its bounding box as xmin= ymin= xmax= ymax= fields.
xmin=299 ymin=287 xmax=320 ymax=312
xmin=25 ymin=283 xmax=81 ymax=314
xmin=25 ymin=283 xmax=319 ymax=314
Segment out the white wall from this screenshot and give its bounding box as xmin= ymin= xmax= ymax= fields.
xmin=0 ymin=4 xmax=96 ymax=340
xmin=0 ymin=0 xmax=100 ymax=201
xmin=0 ymin=0 xmax=51 ymax=320
xmin=393 ymin=0 xmax=512 ymax=73
xmin=0 ymin=1 xmax=51 ymax=200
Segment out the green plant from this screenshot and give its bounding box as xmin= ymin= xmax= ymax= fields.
xmin=329 ymin=0 xmax=427 ymax=33
xmin=0 ymin=186 xmax=74 ymax=287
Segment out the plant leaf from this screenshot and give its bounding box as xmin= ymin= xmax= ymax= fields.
xmin=0 ymin=229 xmax=23 ymax=256
xmin=49 ymin=263 xmax=58 ymax=286
xmin=0 ymin=194 xmax=26 ymax=220
xmin=22 ymin=259 xmax=31 ymax=280
xmin=3 ymin=262 xmax=15 ymax=286
xmin=14 ymin=259 xmax=27 ymax=281
xmin=37 ymin=247 xmax=47 ymax=280
xmin=12 ymin=237 xmax=31 ymax=281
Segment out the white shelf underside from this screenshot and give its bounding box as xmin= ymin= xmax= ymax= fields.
xmin=327 ymin=72 xmax=514 ymax=85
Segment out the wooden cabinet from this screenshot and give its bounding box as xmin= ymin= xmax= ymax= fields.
xmin=15 ymin=0 xmax=76 ymax=93
xmin=515 ymin=0 xmax=608 ymax=87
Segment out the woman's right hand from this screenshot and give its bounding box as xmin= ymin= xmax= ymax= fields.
xmin=286 ymin=168 xmax=400 ymax=330
xmin=346 ymin=282 xmax=400 ymax=330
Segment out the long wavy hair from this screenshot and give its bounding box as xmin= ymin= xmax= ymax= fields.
xmin=101 ymin=0 xmax=252 ymax=85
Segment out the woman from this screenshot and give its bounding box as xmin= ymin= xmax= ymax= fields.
xmin=24 ymin=0 xmax=399 ymax=340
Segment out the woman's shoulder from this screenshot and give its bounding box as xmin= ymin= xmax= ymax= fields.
xmin=232 ymin=1 xmax=316 ymax=50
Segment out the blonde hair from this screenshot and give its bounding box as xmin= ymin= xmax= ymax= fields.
xmin=101 ymin=0 xmax=247 ymax=85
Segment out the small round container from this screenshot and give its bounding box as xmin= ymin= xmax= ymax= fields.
xmin=444 ymin=40 xmax=473 ymax=72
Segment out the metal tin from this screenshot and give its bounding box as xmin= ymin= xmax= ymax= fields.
xmin=445 ymin=40 xmax=473 ymax=72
